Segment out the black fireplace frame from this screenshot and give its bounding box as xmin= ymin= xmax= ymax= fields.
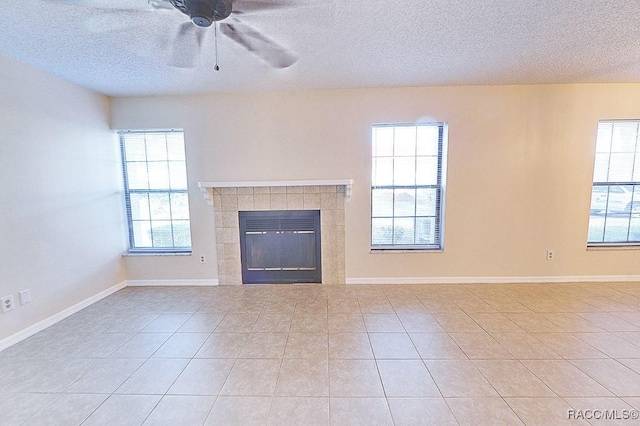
xmin=238 ymin=210 xmax=322 ymax=284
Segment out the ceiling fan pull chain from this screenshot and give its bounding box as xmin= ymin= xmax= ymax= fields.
xmin=214 ymin=21 xmax=220 ymax=71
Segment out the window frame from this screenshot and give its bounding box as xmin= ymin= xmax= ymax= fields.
xmin=587 ymin=120 xmax=640 ymax=247
xmin=119 ymin=129 xmax=193 ymax=254
xmin=370 ymin=122 xmax=448 ymax=251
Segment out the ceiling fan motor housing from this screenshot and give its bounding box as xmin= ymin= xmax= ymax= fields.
xmin=170 ymin=0 xmax=232 ymax=27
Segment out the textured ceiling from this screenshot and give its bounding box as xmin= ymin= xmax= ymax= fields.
xmin=1 ymin=0 xmax=640 ymax=97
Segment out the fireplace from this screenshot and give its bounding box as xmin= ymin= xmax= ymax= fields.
xmin=239 ymin=210 xmax=321 ymax=284
xmin=198 ymin=180 xmax=352 ymax=285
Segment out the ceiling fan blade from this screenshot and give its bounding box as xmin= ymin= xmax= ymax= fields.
xmin=147 ymin=0 xmax=175 ymax=10
xmin=230 ymin=0 xmax=299 ymax=14
xmin=42 ymin=0 xmax=93 ymax=4
xmin=169 ymin=22 xmax=205 ymax=68
xmin=84 ymin=8 xmax=153 ymax=33
xmin=220 ymin=20 xmax=297 ymax=68
xmin=43 ymin=0 xmax=163 ymax=32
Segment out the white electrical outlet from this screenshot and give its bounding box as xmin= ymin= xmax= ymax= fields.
xmin=546 ymin=250 xmax=555 ymax=261
xmin=19 ymin=289 xmax=32 ymax=305
xmin=1 ymin=295 xmax=15 ymax=313
xmin=199 ymin=254 xmax=206 ymax=264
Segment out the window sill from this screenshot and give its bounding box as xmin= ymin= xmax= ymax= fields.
xmin=122 ymin=252 xmax=192 ymax=257
xmin=587 ymin=244 xmax=640 ymax=251
xmin=370 ymin=248 xmax=443 ymax=253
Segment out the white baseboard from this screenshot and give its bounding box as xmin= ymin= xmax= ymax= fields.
xmin=346 ymin=275 xmax=640 ymax=285
xmin=0 ymin=279 xmax=218 ymax=353
xmin=0 ymin=281 xmax=127 ymax=353
xmin=126 ymin=279 xmax=219 ymax=287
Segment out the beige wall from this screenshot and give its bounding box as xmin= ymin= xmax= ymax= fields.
xmin=0 ymin=55 xmax=127 ymax=341
xmin=111 ymin=84 xmax=640 ymax=282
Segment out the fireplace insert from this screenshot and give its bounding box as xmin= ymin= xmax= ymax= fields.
xmin=238 ymin=210 xmax=322 ymax=284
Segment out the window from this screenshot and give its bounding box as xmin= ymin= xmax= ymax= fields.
xmin=120 ymin=130 xmax=192 ymax=252
xmin=587 ymin=121 xmax=640 ymax=245
xmin=371 ymin=123 xmax=447 ymax=250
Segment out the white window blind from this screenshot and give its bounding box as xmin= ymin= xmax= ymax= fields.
xmin=371 ymin=123 xmax=447 ymax=250
xmin=120 ymin=130 xmax=192 ymax=252
xmin=587 ymin=121 xmax=640 ymax=245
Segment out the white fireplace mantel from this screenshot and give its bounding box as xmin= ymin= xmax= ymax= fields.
xmin=197 ymin=179 xmax=354 ymax=204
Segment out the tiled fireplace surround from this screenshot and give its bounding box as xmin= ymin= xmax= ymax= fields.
xmin=199 ymin=181 xmax=350 ymax=286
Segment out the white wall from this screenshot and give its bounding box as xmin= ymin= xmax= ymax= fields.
xmin=111 ymin=84 xmax=640 ymax=282
xmin=0 ymin=55 xmax=127 ymax=341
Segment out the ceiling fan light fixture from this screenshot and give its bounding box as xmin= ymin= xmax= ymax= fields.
xmin=192 ymin=15 xmax=212 ymax=27
xmin=180 ymin=0 xmax=232 ymax=27
xmin=187 ymin=0 xmax=213 ymax=26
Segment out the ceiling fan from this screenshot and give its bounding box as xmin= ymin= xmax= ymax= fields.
xmin=51 ymin=0 xmax=300 ymax=69
xmin=154 ymin=0 xmax=299 ymax=68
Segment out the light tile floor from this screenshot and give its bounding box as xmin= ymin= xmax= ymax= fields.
xmin=2 ymin=283 xmax=640 ymax=425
